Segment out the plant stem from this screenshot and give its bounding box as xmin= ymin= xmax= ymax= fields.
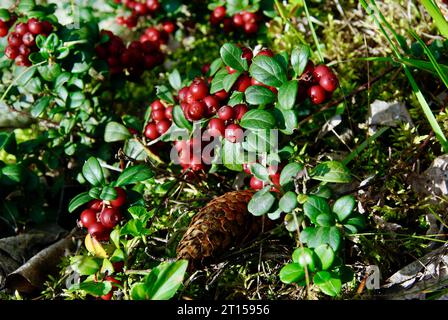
xmin=302 ymin=0 xmax=324 ymax=62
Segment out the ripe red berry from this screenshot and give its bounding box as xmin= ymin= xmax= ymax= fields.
xmin=214 ymin=90 xmax=228 ymax=101
xmin=134 ymin=2 xmax=148 ymax=15
xmin=15 ymin=55 xmax=31 ymax=66
xmin=313 ymin=65 xmax=332 ymax=81
xmin=110 ymin=187 xmax=126 ymax=207
xmin=15 ymin=23 xmax=28 ymax=36
xmin=8 ymin=32 xmax=22 ymax=47
xmin=5 ymin=46 xmax=19 ymax=59
xmin=156 ymin=119 xmax=171 ymax=134
xmin=235 ymin=74 xmax=252 ymax=92
xmin=225 ymin=123 xmax=244 ymax=143
xmin=162 ymin=20 xmax=176 ymax=34
xmin=233 ymin=14 xmax=244 ymax=27
xmin=178 ymin=86 xmax=189 ymax=102
xmin=241 ymin=47 xmax=253 ymax=61
xmin=41 ymin=21 xmax=53 ymax=34
xmin=27 ymin=19 xmax=43 ymax=35
xmin=0 ymin=27 xmax=8 ymax=37
xmin=100 ymin=207 xmax=122 ymax=228
xmin=308 ymin=85 xmax=327 ymax=105
xmin=244 ymin=22 xmax=258 ymax=34
xmin=203 ymin=95 xmax=220 ymax=114
xmin=256 ymin=49 xmax=274 ymax=57
xmin=243 ymin=163 xmax=252 ymax=174
xmin=80 ymin=209 xmax=98 ymax=228
xmin=218 ymin=105 xmax=234 ymax=121
xmin=146 ymin=0 xmax=160 ymax=11
xmin=22 ymin=32 xmax=35 ymax=47
xmin=212 ymin=6 xmax=226 ymax=21
xmin=164 ymin=106 xmax=173 ymax=120
xmin=145 ymin=27 xmax=160 ymax=43
xmin=319 ymin=74 xmax=339 ymax=92
xmin=144 ymin=123 xmax=159 ymax=140
xmin=233 ymin=104 xmax=248 ymax=120
xmin=242 ymin=11 xmax=257 ymax=24
xmin=151 ymin=109 xmax=166 ymax=122
xmin=250 ymin=176 xmax=264 ymax=190
xmin=187 ymin=101 xmax=206 ymax=120
xmin=208 ymin=118 xmax=226 ymax=136
xmin=88 ymin=222 xmax=110 ymax=241
xmin=189 ymin=80 xmax=209 ymax=100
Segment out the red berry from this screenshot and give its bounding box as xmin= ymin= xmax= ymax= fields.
xmin=313 ymin=65 xmax=332 ymax=81
xmin=203 ymin=95 xmax=220 ymax=114
xmin=212 ymin=6 xmax=226 ymax=21
xmin=100 ymin=207 xmax=122 ymax=228
xmin=15 ymin=23 xmax=28 ymax=36
xmin=242 ymin=11 xmax=257 ymax=24
xmin=308 ymin=85 xmax=327 ymax=105
xmin=110 ymin=187 xmax=126 ymax=207
xmin=144 ymin=123 xmax=159 ymax=140
xmin=319 ymin=74 xmax=339 ymax=92
xmin=208 ymin=118 xmax=226 ymax=136
xmin=270 ymin=173 xmax=281 ymax=192
xmin=0 ymin=27 xmax=8 ymax=37
xmin=201 ymin=63 xmax=210 ymax=75
xmin=244 ymin=22 xmax=258 ymax=34
xmin=241 ymin=47 xmax=253 ymax=61
xmin=189 ymin=80 xmax=209 ymax=100
xmin=256 ymin=49 xmax=274 ymax=57
xmin=41 ymin=21 xmax=53 ymax=34
xmin=5 ymin=46 xmax=19 ymax=59
xmin=22 ymin=32 xmax=35 ymax=47
xmin=80 ymin=209 xmax=98 ymax=228
xmin=146 ymin=0 xmax=160 ymax=11
xmin=156 ymin=119 xmax=171 ymax=134
xmin=145 ymin=27 xmax=160 ymax=43
xmin=218 ymin=105 xmax=234 ymax=121
xmin=233 ymin=104 xmax=248 ymax=120
xmin=134 ymin=2 xmax=148 ymax=15
xmin=226 ymin=66 xmax=237 ymax=74
xmin=88 ymin=222 xmax=110 ymax=241
xmin=233 ymin=14 xmax=244 ymax=27
xmin=8 ymin=32 xmax=22 ymax=47
xmin=165 ymin=106 xmax=173 ymax=120
xmin=178 ymin=86 xmax=189 ymax=102
xmin=250 ymin=176 xmax=264 ymax=190
xmin=225 ymin=123 xmax=243 ymax=143
xmin=243 ymin=163 xmax=252 ymax=174
xmin=28 ymin=19 xmax=43 ymax=35
xmin=151 ymin=109 xmax=166 ymax=122
xmin=187 ymin=101 xmax=206 ymax=120
xmin=235 ymin=74 xmax=252 ymax=92
xmin=214 ymin=89 xmax=228 ymax=101
xmin=162 ymin=21 xmax=176 ymax=34
xmin=15 ymin=55 xmax=31 ymax=66
xmin=18 ymin=44 xmax=30 ymax=56
xmin=89 ymin=199 xmax=103 ymax=211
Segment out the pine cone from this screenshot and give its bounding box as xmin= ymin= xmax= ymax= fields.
xmin=176 ymin=190 xmax=272 ymax=268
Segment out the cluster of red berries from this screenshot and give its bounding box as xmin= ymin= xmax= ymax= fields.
xmin=78 ymin=187 xmax=126 ymax=241
xmin=244 ymin=162 xmax=282 ymax=192
xmin=114 ymin=0 xmax=161 ymax=28
xmin=2 ymin=18 xmax=53 ymax=67
xmin=144 ymin=99 xmax=173 ymax=141
xmin=95 ymin=30 xmax=164 ymax=77
xmin=298 ymin=62 xmax=339 ymax=105
xmin=210 ymin=6 xmax=262 ymax=35
xmin=0 ymin=14 xmax=16 ymax=37
xmin=139 ymin=22 xmax=176 ymax=46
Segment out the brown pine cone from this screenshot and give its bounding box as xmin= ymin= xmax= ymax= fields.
xmin=176 ymin=190 xmax=273 ymax=268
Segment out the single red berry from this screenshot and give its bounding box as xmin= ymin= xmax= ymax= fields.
xmin=212 ymin=6 xmax=226 ymax=21
xmin=270 ymin=173 xmax=281 ymax=192
xmin=233 ymin=104 xmax=248 ymax=120
xmin=319 ymin=74 xmax=339 ymax=92
xmin=134 ymin=2 xmax=148 ymax=15
xmin=162 ymin=20 xmax=176 ymax=33
xmin=100 ymin=207 xmax=122 ymax=228
xmin=41 ymin=21 xmax=53 ymax=34
xmin=203 ymin=95 xmax=220 ymax=114
xmin=22 ymin=32 xmax=35 ymax=47
xmin=178 ymin=86 xmax=189 ymax=102
xmin=241 ymin=47 xmax=253 ymax=61
xmin=218 ymin=105 xmax=234 ymax=121
xmin=146 ymin=0 xmax=160 ymax=11
xmin=8 ymin=32 xmax=22 ymax=47
xmin=15 ymin=54 xmax=31 ymax=66
xmin=208 ymin=118 xmax=226 ymax=136
xmin=257 ymin=49 xmax=274 ymax=57
xmin=235 ymin=74 xmax=252 ymax=92
xmin=243 ymin=163 xmax=252 ymax=174
xmin=233 ymin=13 xmax=244 ymax=27
xmin=15 ymin=22 xmax=28 ymax=36
xmin=242 ymin=11 xmax=257 ymax=24
xmin=250 ymin=176 xmax=265 ymax=190
xmin=313 ymin=64 xmax=332 ymax=81
xmin=164 ymin=106 xmax=173 ymax=120
xmin=5 ymin=46 xmax=19 ymax=59
xmin=187 ymin=101 xmax=206 ymax=120
xmin=28 ymin=19 xmax=43 ymax=35
xmin=144 ymin=123 xmax=159 ymax=140
xmin=80 ymin=209 xmax=98 ymax=228
xmin=145 ymin=27 xmax=160 ymax=43
xmin=225 ymin=123 xmax=244 ymax=143
xmin=156 ymin=119 xmax=171 ymax=134
xmin=189 ymin=80 xmax=209 ymax=101
xmin=18 ymin=44 xmax=30 ymax=57
xmin=110 ymin=187 xmax=126 ymax=207
xmin=88 ymin=222 xmax=110 ymax=241
xmin=244 ymin=22 xmax=258 ymax=34
xmin=308 ymin=85 xmax=327 ymax=105
xmin=152 ymin=109 xmax=166 ymax=122
xmin=0 ymin=27 xmax=8 ymax=37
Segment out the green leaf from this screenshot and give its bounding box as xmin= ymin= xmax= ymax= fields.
xmin=31 ymin=96 xmax=51 ymax=117
xmin=248 ymin=189 xmax=276 ymax=216
xmin=68 ymin=192 xmax=93 ymax=213
xmin=116 ymin=165 xmax=154 ymax=186
xmin=313 ymin=271 xmax=342 ymax=297
xmin=0 ymin=132 xmax=17 ymax=154
xmin=104 ymin=122 xmax=132 ymax=142
xmin=89 ymin=187 xmax=102 ymax=199
xmin=120 ymin=219 xmax=147 ymax=237
xmin=156 ymin=85 xmax=175 ymax=104
xmin=70 ymin=256 xmax=101 ymax=276
xmin=16 ymin=66 xmax=36 ymax=86
xmin=38 ymin=63 xmax=62 ymax=82
xmin=284 ymin=212 xmax=302 ymax=232
xmin=220 ymin=43 xmax=248 ymax=72
xmin=300 ymin=226 xmax=341 ymax=251
xmin=172 ymin=105 xmax=192 ymax=130
xmin=279 ymin=191 xmax=298 ymax=213
xmin=82 ymin=157 xmax=105 ymax=187
xmin=279 ymin=163 xmax=304 ymax=187
xmin=278 ymin=80 xmax=298 ymax=110
xmin=223 ymin=71 xmax=242 ymax=92
xmin=209 ymin=58 xmax=223 ymax=76
xmin=100 ymin=186 xmax=118 ymax=201
xmin=0 ymin=9 xmax=11 ymax=21
xmin=291 ymin=45 xmax=310 ymax=75
xmin=131 ymin=260 xmax=188 ymax=300
xmin=279 ymin=263 xmax=305 ymax=284
xmin=333 ymin=195 xmax=356 ymax=222
xmin=316 ymin=213 xmax=335 ymax=227
xmin=210 ymin=69 xmax=227 ymax=94
xmin=228 ymin=91 xmax=245 ymax=106
xmin=71 ymin=280 xmax=112 ymax=297
xmin=345 ymin=214 xmax=366 ymax=231
xmin=250 ymin=163 xmax=269 ymax=182
xmin=245 ymin=85 xmax=276 ymax=105
xmin=311 ymin=161 xmax=352 ymax=183
xmin=249 ymin=55 xmax=287 ymax=87
xmin=303 ymin=195 xmax=330 ymax=223
xmin=168 ymin=69 xmax=182 ymax=91
xmin=314 ymin=244 xmax=335 ymax=270
xmin=222 ymin=140 xmax=243 ymax=171
xmin=240 ymin=109 xmax=276 ymax=129
xmin=0 ymin=165 xmax=23 ymax=185
xmin=292 ymin=247 xmax=316 ymax=272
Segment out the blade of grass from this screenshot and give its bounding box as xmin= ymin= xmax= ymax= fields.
xmin=343 ymin=127 xmax=389 ymax=165
xmin=274 ymin=0 xmax=306 ymax=44
xmin=302 ymin=0 xmax=324 ymax=62
xmin=419 ymin=0 xmax=448 ymax=38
